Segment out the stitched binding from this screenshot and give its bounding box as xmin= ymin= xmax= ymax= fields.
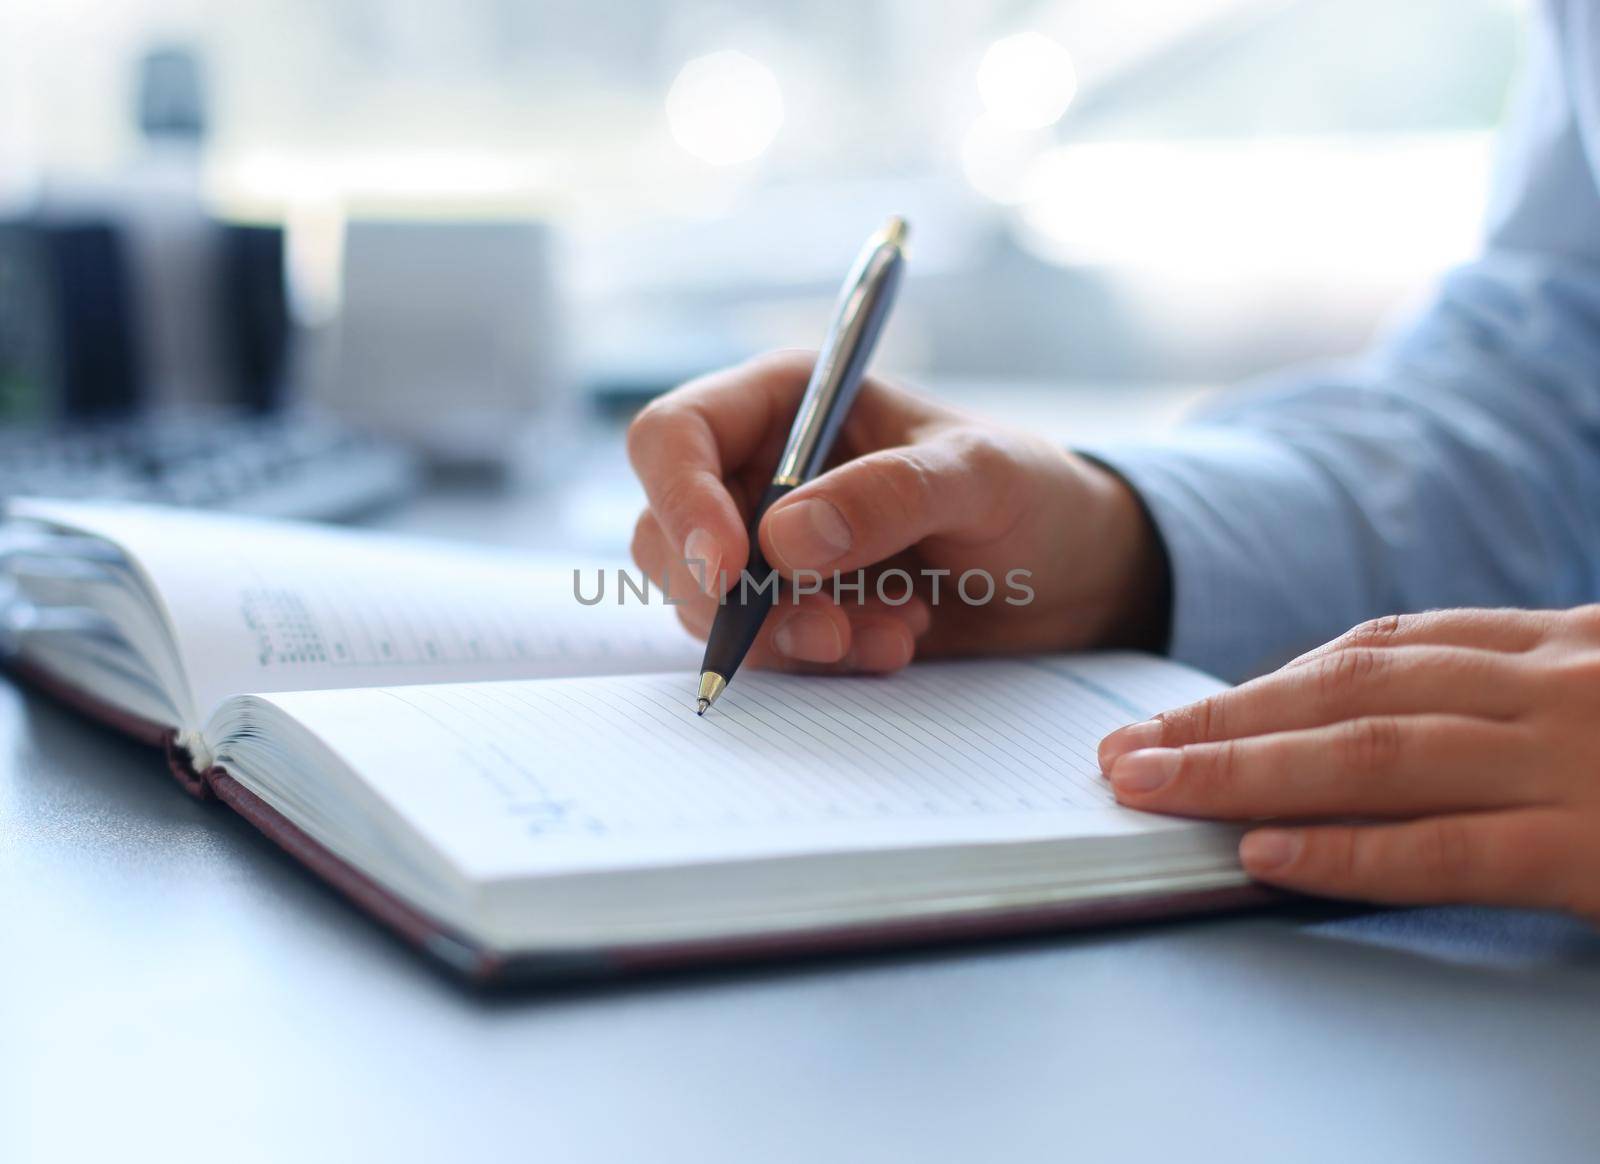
xmin=162 ymin=729 xmax=215 ymax=800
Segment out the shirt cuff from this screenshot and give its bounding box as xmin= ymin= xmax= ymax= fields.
xmin=1081 ymin=427 xmax=1374 ymax=683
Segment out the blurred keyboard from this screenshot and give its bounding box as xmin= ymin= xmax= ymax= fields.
xmin=0 ymin=412 xmax=419 ymax=522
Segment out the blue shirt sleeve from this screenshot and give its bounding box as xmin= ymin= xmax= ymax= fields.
xmin=1086 ymin=0 xmax=1600 ymax=682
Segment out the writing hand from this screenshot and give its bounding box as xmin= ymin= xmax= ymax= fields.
xmin=627 ymin=351 xmax=1167 ymax=673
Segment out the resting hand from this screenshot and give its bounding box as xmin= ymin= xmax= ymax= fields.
xmin=1100 ymin=607 xmax=1600 ymax=923
xmin=628 ymin=350 xmax=1166 ymax=672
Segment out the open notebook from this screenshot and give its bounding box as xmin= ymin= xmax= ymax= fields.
xmin=2 ymin=499 xmax=1259 ymax=982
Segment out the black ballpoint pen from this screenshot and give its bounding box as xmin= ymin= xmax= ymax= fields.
xmin=695 ymin=216 xmax=908 ymax=715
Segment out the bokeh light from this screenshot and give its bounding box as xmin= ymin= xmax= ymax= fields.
xmin=666 ymin=50 xmax=785 ymax=167
xmin=975 ymin=31 xmax=1077 ymax=131
xmin=960 ymin=113 xmax=1045 ymax=204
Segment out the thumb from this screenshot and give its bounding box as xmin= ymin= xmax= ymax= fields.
xmin=759 ymin=433 xmax=1012 ymax=575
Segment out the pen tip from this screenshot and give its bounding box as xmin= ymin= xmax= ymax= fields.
xmin=696 ymin=671 xmax=727 ymax=714
xmin=884 ymin=215 xmax=909 ymax=248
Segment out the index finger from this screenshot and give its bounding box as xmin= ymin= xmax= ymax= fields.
xmin=626 ymin=351 xmax=815 ymax=588
xmin=1098 ymin=645 xmax=1535 ymax=767
xmin=1286 ymin=609 xmax=1557 ymax=669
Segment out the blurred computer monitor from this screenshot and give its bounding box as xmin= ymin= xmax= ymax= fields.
xmin=0 ymin=212 xmax=289 ymax=424
xmin=335 ymin=218 xmax=573 ymax=468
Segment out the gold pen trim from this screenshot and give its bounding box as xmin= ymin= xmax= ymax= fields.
xmin=696 ymin=671 xmax=728 ymax=715
xmin=873 ymin=214 xmax=910 ymax=251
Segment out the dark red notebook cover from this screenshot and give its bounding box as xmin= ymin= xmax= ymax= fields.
xmin=8 ymin=658 xmax=1272 ymax=986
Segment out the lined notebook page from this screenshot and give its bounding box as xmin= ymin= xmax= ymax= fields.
xmin=237 ymin=655 xmax=1226 ymax=880
xmin=12 ymin=499 xmax=700 ymax=717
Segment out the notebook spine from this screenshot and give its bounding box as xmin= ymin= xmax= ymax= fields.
xmin=4 ymin=657 xmax=214 ymax=801
xmin=204 ymin=768 xmax=500 ymax=979
xmin=163 ymin=730 xmax=215 ymax=800
xmin=6 ymin=656 xmax=502 ymax=978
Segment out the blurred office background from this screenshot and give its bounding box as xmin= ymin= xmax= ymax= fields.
xmin=0 ymin=0 xmax=1527 ymax=530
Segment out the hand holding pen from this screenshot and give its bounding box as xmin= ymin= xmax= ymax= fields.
xmin=625 ymin=220 xmax=1170 ymax=709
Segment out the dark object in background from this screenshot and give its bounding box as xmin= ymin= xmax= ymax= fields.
xmin=42 ymin=221 xmax=145 ymax=418
xmin=0 ymin=216 xmax=286 ymax=422
xmin=0 ymin=39 xmax=415 ymax=521
xmin=219 ymin=223 xmax=291 ymax=414
xmin=0 ymin=215 xmax=416 ymax=521
xmin=0 ymin=220 xmax=143 ymax=422
xmin=0 ymin=411 xmax=418 ymax=521
xmin=137 ymin=45 xmax=208 ymax=143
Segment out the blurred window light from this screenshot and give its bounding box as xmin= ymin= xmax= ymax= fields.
xmin=666 ymin=50 xmax=784 ymax=167
xmin=1061 ymin=0 xmax=1521 ymax=140
xmin=1012 ymin=136 xmax=1490 ymax=277
xmin=960 ymin=114 xmax=1047 ymax=205
xmin=975 ymin=31 xmax=1078 ymax=131
xmin=213 ymin=149 xmax=557 ymax=215
xmin=992 ymin=0 xmax=1524 ymax=286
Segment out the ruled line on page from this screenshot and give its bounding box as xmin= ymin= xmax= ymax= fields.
xmin=368 ymin=657 xmax=1214 ymax=841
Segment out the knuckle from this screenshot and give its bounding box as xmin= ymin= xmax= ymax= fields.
xmin=946 ymin=428 xmax=1011 ymax=480
xmin=1415 ymin=819 xmax=1476 ymax=885
xmin=624 ymin=398 xmax=670 ymax=465
xmin=1315 ymin=647 xmax=1383 ymax=703
xmin=1338 ymin=716 xmax=1403 ymax=776
xmin=746 ymin=347 xmax=817 ymax=377
xmin=1547 ymin=647 xmax=1600 ymax=690
xmin=1312 ymin=828 xmax=1362 ymax=884
xmin=1566 ymin=604 xmax=1600 ymax=639
xmin=1333 ymin=829 xmax=1364 ymax=883
xmin=1178 ymin=740 xmax=1235 ymax=798
xmin=860 ymin=449 xmax=936 ymax=527
xmin=947 ymin=428 xmax=1035 ymax=523
xmin=1162 ymin=697 xmax=1221 ymax=745
xmin=1344 ymin=612 xmax=1406 ymax=650
xmin=655 ymin=474 xmax=707 ymax=531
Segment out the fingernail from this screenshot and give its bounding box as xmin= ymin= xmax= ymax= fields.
xmin=683 ymin=528 xmax=722 ymax=597
xmin=1099 ymin=719 xmax=1164 ymax=771
xmin=849 ymin=622 xmax=913 ymax=672
xmin=766 ymin=499 xmax=852 ymax=569
xmin=773 ymin=612 xmax=845 ymax=663
xmin=1240 ymin=830 xmax=1298 ymax=873
xmin=1110 ymin=748 xmax=1181 ymax=795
